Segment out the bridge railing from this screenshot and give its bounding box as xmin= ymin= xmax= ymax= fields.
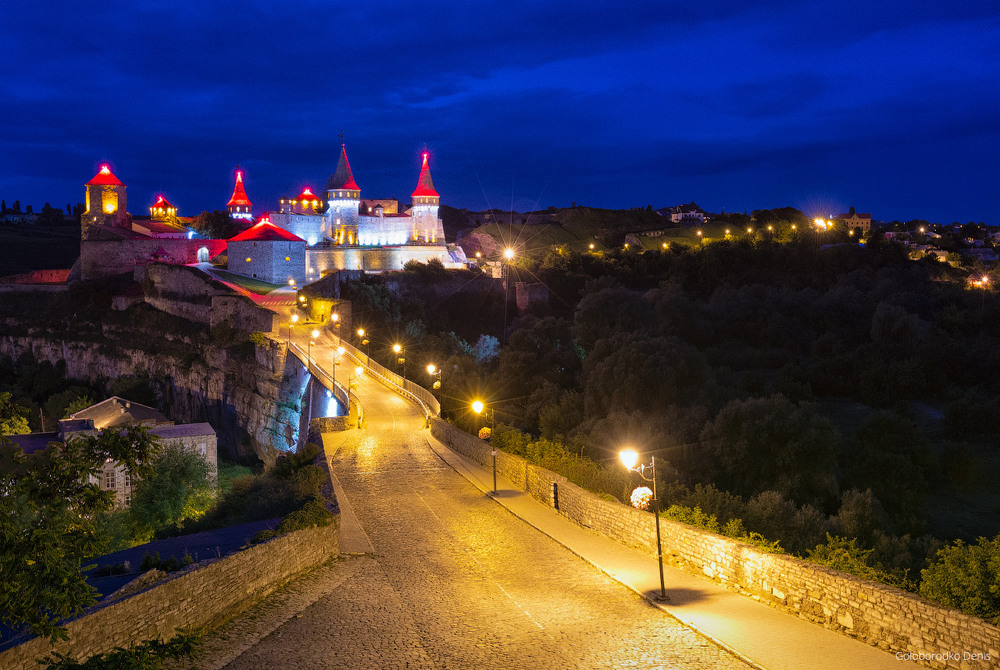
xmin=334 ymin=339 xmax=441 ymax=419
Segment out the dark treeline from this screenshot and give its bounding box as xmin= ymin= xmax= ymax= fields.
xmin=346 ymin=236 xmax=1000 ymax=596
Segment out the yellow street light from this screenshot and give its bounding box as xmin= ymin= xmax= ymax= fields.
xmin=503 ymin=247 xmax=514 ymax=260
xmin=619 ymin=447 xmax=667 ymax=601
xmin=393 ymin=343 xmax=402 ymax=354
xmin=472 ymin=400 xmax=496 ymax=493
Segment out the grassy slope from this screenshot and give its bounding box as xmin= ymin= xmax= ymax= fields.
xmin=0 ymin=223 xmax=80 ymax=276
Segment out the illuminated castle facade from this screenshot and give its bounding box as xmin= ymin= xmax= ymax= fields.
xmin=269 ymin=144 xmax=446 ymax=249
xmin=82 ymin=164 xmax=128 ymax=234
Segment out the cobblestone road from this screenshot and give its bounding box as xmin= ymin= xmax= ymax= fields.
xmin=197 ymin=368 xmax=753 ymax=670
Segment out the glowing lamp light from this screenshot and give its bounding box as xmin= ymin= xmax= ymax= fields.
xmin=291 ymin=314 xmax=299 ymax=323
xmin=619 ymin=449 xmax=639 ymax=470
xmin=311 ymin=329 xmax=320 ymax=339
xmin=355 ymin=366 xmax=364 ymax=376
xmin=357 ymin=328 xmax=365 ymax=337
xmin=472 ymin=400 xmax=484 ymax=415
xmin=337 ymin=346 xmax=345 ymax=356
xmin=503 ymin=248 xmax=514 ymax=260
xmin=104 ymin=203 xmax=116 ymax=213
xmin=393 ymin=343 xmax=402 ymax=354
xmin=427 ymin=364 xmax=436 ymax=374
xmin=299 ymin=296 xmax=306 ymax=302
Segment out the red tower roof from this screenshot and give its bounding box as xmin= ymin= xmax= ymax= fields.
xmin=296 ymin=187 xmax=321 ymax=202
xmin=229 ymin=221 xmax=304 ymax=242
xmin=328 ymin=144 xmax=360 ymax=191
xmin=227 ymin=168 xmax=253 ymax=207
xmin=151 ymin=194 xmax=175 ymax=209
xmin=86 ymin=164 xmax=124 ymax=186
xmin=411 ymin=152 xmax=439 ymax=198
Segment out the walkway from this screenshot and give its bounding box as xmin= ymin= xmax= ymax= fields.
xmin=196 ymin=325 xmax=922 ymax=669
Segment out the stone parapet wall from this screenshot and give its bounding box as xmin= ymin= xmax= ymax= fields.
xmin=429 ymin=418 xmax=999 ymax=669
xmin=0 ymin=516 xmax=339 ymax=670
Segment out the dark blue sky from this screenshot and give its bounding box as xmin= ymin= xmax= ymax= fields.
xmin=2 ymin=1 xmax=998 ymax=224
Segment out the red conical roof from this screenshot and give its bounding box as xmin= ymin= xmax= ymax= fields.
xmin=296 ymin=186 xmax=321 ymax=202
xmin=227 ymin=168 xmax=253 ymax=207
xmin=152 ymin=194 xmax=174 ymax=209
xmin=411 ymin=152 xmax=439 ymax=198
xmin=329 ymin=144 xmax=360 ymax=191
xmin=87 ymin=164 xmax=124 ymax=186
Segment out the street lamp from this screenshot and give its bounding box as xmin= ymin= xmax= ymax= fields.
xmin=330 ymin=312 xmax=341 ymax=344
xmin=357 ymin=328 xmax=371 ymax=360
xmin=286 ymin=313 xmax=299 ymax=347
xmin=347 ymin=365 xmax=363 ymax=425
xmin=619 ymin=448 xmax=668 ymax=602
xmin=472 ymin=400 xmax=496 ymax=494
xmin=426 ymin=364 xmax=442 ymax=389
xmin=308 ymin=328 xmax=320 ymax=365
xmin=393 ymin=343 xmax=405 ymax=379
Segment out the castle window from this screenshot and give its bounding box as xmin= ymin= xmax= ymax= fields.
xmin=104 ymin=470 xmax=116 ymax=489
xmin=286 ymin=256 xmax=290 ymax=261
xmin=246 ymin=257 xmax=251 ymax=262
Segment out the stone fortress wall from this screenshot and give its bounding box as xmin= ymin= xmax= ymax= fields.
xmin=429 ymin=419 xmax=1000 ymax=670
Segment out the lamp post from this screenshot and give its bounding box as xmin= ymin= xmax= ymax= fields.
xmin=472 ymin=400 xmax=496 ymax=494
xmin=357 ymin=328 xmax=370 ymax=362
xmin=426 ymin=364 xmax=441 ymax=390
xmin=286 ymin=313 xmax=299 ymax=348
xmin=347 ymin=365 xmax=363 ymax=426
xmin=393 ymin=343 xmax=405 ymax=380
xmin=308 ymin=328 xmax=320 ymax=366
xmin=331 ymin=312 xmax=341 ymax=344
xmin=619 ymin=448 xmax=668 ymax=602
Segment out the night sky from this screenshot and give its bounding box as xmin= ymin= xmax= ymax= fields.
xmin=2 ymin=1 xmax=998 ymax=224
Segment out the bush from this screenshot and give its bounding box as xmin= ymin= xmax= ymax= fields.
xmin=807 ymin=534 xmax=911 ymax=589
xmin=276 ymin=498 xmax=334 ymax=533
xmin=920 ymin=534 xmax=1000 ymax=625
xmin=40 ymin=629 xmax=201 ymax=669
xmin=251 ymin=529 xmax=278 ymax=545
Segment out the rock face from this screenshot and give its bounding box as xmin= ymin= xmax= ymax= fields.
xmin=0 ymin=333 xmax=307 ymax=466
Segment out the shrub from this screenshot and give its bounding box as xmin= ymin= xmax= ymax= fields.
xmin=807 ymin=534 xmax=911 ymax=589
xmin=276 ymin=499 xmax=334 ymax=533
xmin=920 ymin=534 xmax=1000 ymax=625
xmin=251 ymin=529 xmax=278 ymax=545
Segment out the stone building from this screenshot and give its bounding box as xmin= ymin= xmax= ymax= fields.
xmin=227 ymin=220 xmax=307 ymax=285
xmin=82 ymin=164 xmax=128 ymax=236
xmin=838 ymin=206 xmax=872 ymax=233
xmin=6 ymin=396 xmax=217 ymax=507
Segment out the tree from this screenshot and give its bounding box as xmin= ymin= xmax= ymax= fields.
xmin=695 ymin=394 xmax=842 ymax=509
xmin=0 ymin=391 xmax=30 ymax=435
xmin=190 ymin=210 xmax=240 ymax=239
xmin=0 ymin=426 xmax=159 ymax=641
xmin=129 ymin=443 xmax=214 ymax=540
xmin=920 ymin=534 xmax=1000 ymax=625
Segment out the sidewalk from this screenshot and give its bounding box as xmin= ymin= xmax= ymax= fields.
xmin=419 ymin=430 xmax=919 ymax=670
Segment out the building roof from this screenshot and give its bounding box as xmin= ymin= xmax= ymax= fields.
xmin=6 ymin=432 xmax=61 ymax=455
xmin=839 ymin=212 xmax=872 ymax=219
xmin=86 ymin=164 xmax=124 ymax=186
xmin=229 ymin=221 xmax=305 ymax=242
xmin=412 ymin=152 xmax=439 ymax=198
xmin=69 ymin=396 xmax=171 ymax=430
xmin=227 ymin=168 xmax=253 ymax=207
xmin=151 ymin=423 xmax=216 ymax=440
xmin=295 ymin=187 xmax=323 ymax=203
xmin=151 ymin=194 xmax=175 ymax=209
xmin=329 ymin=144 xmax=360 ymax=192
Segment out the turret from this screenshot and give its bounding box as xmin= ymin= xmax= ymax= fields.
xmin=326 ymin=143 xmax=361 ymax=244
xmin=410 ymin=152 xmax=442 ymax=243
xmin=227 ymin=167 xmax=253 ymax=221
xmin=82 ymin=164 xmax=127 ymax=235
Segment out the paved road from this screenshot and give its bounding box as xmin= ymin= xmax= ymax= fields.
xmin=196 ymin=342 xmax=754 ymax=669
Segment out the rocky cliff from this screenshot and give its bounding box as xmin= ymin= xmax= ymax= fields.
xmin=0 ymin=332 xmax=305 ymax=466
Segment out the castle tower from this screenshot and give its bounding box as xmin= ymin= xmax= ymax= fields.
xmin=227 ymin=167 xmax=253 ymax=221
xmin=326 ymin=143 xmax=361 ymax=244
xmin=410 ymin=151 xmax=441 ymax=243
xmin=82 ymin=164 xmax=127 ymax=235
xmin=149 ymin=194 xmax=177 ymax=220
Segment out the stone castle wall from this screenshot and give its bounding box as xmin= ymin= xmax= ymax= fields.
xmin=430 ymin=418 xmax=1000 ymax=670
xmin=80 ymin=239 xmax=227 ymax=281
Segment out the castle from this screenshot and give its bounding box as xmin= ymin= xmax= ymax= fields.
xmin=76 ymin=145 xmax=466 ymax=281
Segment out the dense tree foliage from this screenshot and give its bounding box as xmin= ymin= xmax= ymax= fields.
xmin=0 ymin=426 xmax=159 ymax=641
